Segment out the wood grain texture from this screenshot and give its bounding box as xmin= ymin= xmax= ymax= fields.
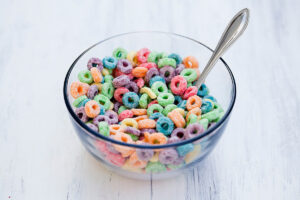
xmin=1 ymin=0 xmax=300 ymax=199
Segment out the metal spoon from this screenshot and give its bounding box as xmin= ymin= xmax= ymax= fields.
xmin=194 ymin=8 xmax=250 ymax=88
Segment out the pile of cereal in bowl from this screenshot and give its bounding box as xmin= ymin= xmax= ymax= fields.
xmin=70 ymin=47 xmax=225 ymax=172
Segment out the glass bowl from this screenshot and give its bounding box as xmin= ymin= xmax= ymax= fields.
xmin=63 ymin=31 xmax=236 ymax=180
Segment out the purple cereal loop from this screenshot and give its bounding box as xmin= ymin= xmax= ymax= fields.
xmin=167 ymin=136 xmax=182 ymax=144
xmin=93 ymin=115 xmax=111 ymax=126
xmin=140 ymin=129 xmax=156 ymax=134
xmin=106 ymin=142 xmax=120 ymax=154
xmin=104 ymin=110 xmax=118 ymax=124
xmin=75 ymin=107 xmax=89 ymax=122
xmin=87 ymin=84 xmax=99 ymax=99
xmin=112 ymin=75 xmax=130 ymax=88
xmin=114 ymin=102 xmax=122 ymax=113
xmin=86 ymin=123 xmax=98 ymax=132
xmin=175 ymin=64 xmax=185 ymax=75
xmin=87 ymin=57 xmax=103 ymax=71
xmin=124 ymin=126 xmax=141 ymax=136
xmin=136 ymin=145 xmax=154 ymax=161
xmin=184 ymin=123 xmax=205 ymax=139
xmin=171 ymin=128 xmax=185 ymax=140
xmin=159 ymin=65 xmax=175 ymax=83
xmin=208 ymin=122 xmax=216 ymax=129
xmin=124 ymin=81 xmax=139 ymax=93
xmin=117 ymin=59 xmax=133 ymax=74
xmin=158 ymin=148 xmax=179 ymax=165
xmin=145 ymin=67 xmax=159 ymax=83
xmin=172 ymin=156 xmax=184 ymax=165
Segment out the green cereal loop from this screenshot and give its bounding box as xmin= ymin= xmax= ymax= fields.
xmin=180 ymin=69 xmax=197 ymax=83
xmin=139 ymin=93 xmax=150 ymax=108
xmin=94 ymin=94 xmax=111 ymax=110
xmin=112 ymin=47 xmax=127 ymax=59
xmin=187 ymin=82 xmax=192 ymax=87
xmin=98 ymin=121 xmax=109 ymax=136
xmin=128 ymin=133 xmax=138 ymax=141
xmin=101 ymin=82 xmax=114 ymax=99
xmin=156 ymin=52 xmax=168 ymax=63
xmin=157 ymin=93 xmax=175 ymax=107
xmin=215 ymin=111 xmax=225 ymax=122
xmin=162 ymin=104 xmax=177 ymax=116
xmin=214 ymin=103 xmax=224 ymax=113
xmin=104 ymin=75 xmax=114 ymax=83
xmin=147 ymin=104 xmax=163 ymax=116
xmin=187 ymin=114 xmax=198 ymax=125
xmin=73 ymin=95 xmax=87 ymax=107
xmin=108 ymin=68 xmax=113 ymax=74
xmin=167 ymin=162 xmax=184 ymax=170
xmin=147 ymin=51 xmax=159 ymax=63
xmin=118 ymin=106 xmax=127 ymax=114
xmin=199 ymin=118 xmax=209 ymax=130
xmin=78 ymin=70 xmax=93 ymax=84
xmin=201 ymin=109 xmax=220 ymax=122
xmin=145 ymin=161 xmax=167 ymax=173
xmin=158 ymin=57 xmax=176 ymax=68
xmin=151 ymin=81 xmax=168 ymax=96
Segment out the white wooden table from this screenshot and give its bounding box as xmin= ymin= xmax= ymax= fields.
xmin=1 ymin=0 xmax=300 ymax=199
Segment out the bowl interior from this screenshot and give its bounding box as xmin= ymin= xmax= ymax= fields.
xmin=64 ymin=31 xmax=236 ymax=148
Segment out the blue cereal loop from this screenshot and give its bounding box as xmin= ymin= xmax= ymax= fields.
xmin=149 ymin=76 xmax=166 ymax=87
xmin=203 ymin=95 xmax=217 ymax=102
xmin=168 ymin=53 xmax=182 ymax=65
xmin=156 ymin=117 xmax=174 ymax=136
xmin=103 ymin=56 xmax=118 ymax=69
xmin=78 ymin=98 xmax=90 ymax=107
xmin=197 ymin=83 xmax=209 ymax=97
xmin=176 ymin=143 xmax=194 ymax=157
xmin=201 ymin=100 xmax=213 ymax=114
xmin=149 ymin=112 xmax=164 ymax=120
xmin=177 ymin=100 xmax=187 ymax=109
xmin=174 ymin=96 xmax=183 ymax=106
xmin=122 ymin=92 xmax=140 ymax=108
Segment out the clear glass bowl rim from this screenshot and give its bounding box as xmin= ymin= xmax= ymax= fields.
xmin=63 ymin=31 xmax=236 ymax=149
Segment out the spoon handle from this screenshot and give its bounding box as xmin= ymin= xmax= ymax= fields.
xmin=195 ymin=8 xmax=249 ymax=89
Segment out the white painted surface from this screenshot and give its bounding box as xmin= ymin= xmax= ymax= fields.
xmin=1 ymin=0 xmax=300 ymax=199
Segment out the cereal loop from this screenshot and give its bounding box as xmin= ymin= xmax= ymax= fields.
xmin=138 ymin=119 xmax=156 ymax=129
xmin=183 ymin=56 xmax=199 ymax=68
xmin=84 ymin=100 xmax=100 ymax=118
xmin=132 ymin=67 xmax=148 ymax=78
xmin=167 ymin=110 xmax=186 ymax=128
xmin=70 ymin=81 xmax=89 ymax=99
xmin=186 ymin=107 xmax=202 ymax=121
xmin=186 ymin=95 xmax=202 ymax=111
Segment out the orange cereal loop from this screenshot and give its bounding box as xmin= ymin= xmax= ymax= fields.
xmin=186 ymin=95 xmax=202 ymax=111
xmin=186 ymin=107 xmax=202 ymax=121
xmin=143 ymin=132 xmax=151 ymax=143
xmin=109 ymin=124 xmax=124 ymax=135
xmin=131 ymin=109 xmax=147 ymax=116
xmin=148 ymin=133 xmax=167 ymax=145
xmin=90 ymin=67 xmax=103 ymax=83
xmin=113 ymin=133 xmax=134 ymax=157
xmin=138 ymin=119 xmax=156 ymax=129
xmin=132 ymin=67 xmax=148 ymax=78
xmin=183 ymin=56 xmax=199 ymax=68
xmin=167 ymin=110 xmax=186 ymax=128
xmin=128 ymin=152 xmax=148 ymax=168
xmin=84 ymin=100 xmax=100 ymax=118
xmin=70 ymin=81 xmax=89 ymax=98
xmin=134 ymin=115 xmax=148 ymax=122
xmin=195 ymin=68 xmax=201 ymax=79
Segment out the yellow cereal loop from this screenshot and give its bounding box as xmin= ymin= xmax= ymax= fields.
xmin=173 ymin=108 xmax=185 ymax=117
xmin=109 ymin=102 xmax=114 ymax=110
xmin=127 ymin=51 xmax=138 ymax=67
xmin=102 ymin=68 xmax=110 ymax=76
xmin=184 ymin=144 xmax=201 ymax=164
xmin=121 ymin=118 xmax=138 ymax=128
xmin=149 ymin=152 xmax=159 ymax=162
xmin=140 ymin=87 xmax=157 ymax=99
